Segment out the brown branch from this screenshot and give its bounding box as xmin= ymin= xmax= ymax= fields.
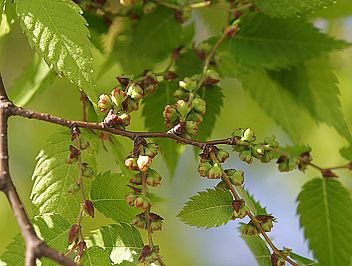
xmin=0 ymin=74 xmax=76 ymax=266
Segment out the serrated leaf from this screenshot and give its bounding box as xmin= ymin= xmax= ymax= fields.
xmin=238 ymin=69 xmax=312 ymax=142
xmin=253 ymin=0 xmax=335 ymax=17
xmin=177 ymin=188 xmax=234 ymax=228
xmin=114 ymin=7 xmax=182 ymax=74
xmin=229 ymin=14 xmax=348 ymax=70
xmin=142 ymin=81 xmax=185 ymax=177
xmin=81 ymin=247 xmax=112 ymax=266
xmin=31 ymin=129 xmax=99 ymax=223
xmin=297 ymin=178 xmax=352 ymax=266
xmin=241 ymin=235 xmax=271 ymax=266
xmin=280 ymin=145 xmax=312 ymax=158
xmin=0 ymin=213 xmax=70 ymax=266
xmin=9 ymin=54 xmax=56 ymax=106
xmin=86 ymin=223 xmax=143 ymax=265
xmin=269 ymin=57 xmax=352 ymax=142
xmin=174 ymin=49 xmax=203 ymax=80
xmin=16 ymin=0 xmax=97 ymax=103
xmin=313 ymin=0 xmax=352 ymax=18
xmin=237 ymin=187 xmax=268 ymax=216
xmin=91 ymin=172 xmax=139 ymax=223
xmin=290 ymin=252 xmax=317 ymax=266
xmin=196 ymin=86 xmax=224 ymax=141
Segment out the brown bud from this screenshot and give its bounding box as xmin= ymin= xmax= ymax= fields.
xmin=77 ymin=241 xmax=87 ymax=258
xmin=164 ymin=71 xmax=178 ymax=80
xmin=138 ymin=245 xmax=153 ymax=263
xmin=68 ymin=224 xmax=80 ymax=244
xmin=69 ymin=145 xmax=80 ymax=159
xmin=321 ymin=169 xmax=337 ymax=178
xmin=84 ymin=200 xmax=94 ymax=218
xmin=232 ymin=199 xmax=245 ymax=212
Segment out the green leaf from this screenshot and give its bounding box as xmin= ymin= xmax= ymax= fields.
xmin=86 ymin=223 xmax=143 ymax=265
xmin=177 ymin=188 xmax=234 ymax=228
xmin=174 ymin=49 xmax=203 ymax=80
xmin=0 ymin=213 xmax=70 ymax=266
xmin=114 ymin=7 xmax=182 ymax=74
xmin=340 ymin=146 xmax=352 ymax=161
xmin=228 ymin=14 xmax=348 ymax=70
xmin=238 ymin=69 xmax=312 ymax=142
xmin=269 ymin=57 xmax=352 ymax=142
xmin=196 ymin=86 xmax=224 ymax=141
xmin=297 ymin=178 xmax=352 ymax=266
xmin=9 ymin=54 xmax=56 ymax=106
xmin=31 ymin=129 xmax=99 ymax=223
xmin=142 ymin=81 xmax=185 ymax=177
xmin=91 ymin=172 xmax=139 ymax=223
xmin=280 ymin=145 xmax=312 ymax=158
xmin=290 ymin=252 xmax=317 ymax=266
xmin=253 ymin=0 xmax=336 ymax=17
xmin=81 ymin=247 xmax=112 ymax=266
xmin=16 ymin=0 xmax=97 ymax=103
xmin=241 ymin=235 xmax=271 ymax=266
xmin=313 ymin=0 xmax=352 ymax=18
xmin=0 ymin=233 xmax=25 ymax=266
xmin=237 ymin=187 xmax=268 ymax=216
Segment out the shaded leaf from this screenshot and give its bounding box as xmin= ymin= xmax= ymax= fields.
xmin=229 ymin=14 xmax=348 ymax=70
xmin=290 ymin=252 xmax=317 ymax=266
xmin=241 ymin=235 xmax=271 ymax=266
xmin=177 ymin=188 xmax=234 ymax=228
xmin=340 ymin=146 xmax=352 ymax=161
xmin=297 ymin=178 xmax=352 ymax=266
xmin=31 ymin=129 xmax=99 ymax=223
xmin=237 ymin=187 xmax=268 ymax=215
xmin=16 ymin=0 xmax=97 ymax=102
xmin=91 ymin=172 xmax=139 ymax=223
xmin=81 ymin=247 xmax=112 ymax=266
xmin=86 ymin=223 xmax=143 ymax=265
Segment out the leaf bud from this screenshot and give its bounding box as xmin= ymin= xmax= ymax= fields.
xmin=198 ymin=161 xmax=212 ymax=177
xmin=144 ymin=143 xmax=159 ymax=158
xmin=125 ymin=192 xmax=138 ymax=206
xmin=216 ymin=149 xmax=229 ymax=163
xmin=68 ymin=224 xmax=80 ymax=244
xmin=84 ymin=200 xmax=94 ymax=218
xmin=207 ymin=163 xmax=223 ymax=179
xmin=164 ymin=70 xmax=178 ymax=81
xmin=146 ymin=169 xmax=162 ymax=187
xmin=163 ymin=105 xmax=178 ymax=128
xmin=239 ymin=150 xmax=253 ymax=164
xmin=110 ymin=87 xmax=127 ymax=108
xmin=97 ymin=94 xmax=113 ymax=113
xmin=241 ymin=128 xmax=256 ymax=142
xmin=143 ymin=1 xmax=157 ymax=14
xmin=134 ymin=195 xmax=151 ymax=209
xmin=77 ymin=241 xmax=86 ymax=258
xmin=191 ymin=98 xmax=206 ymax=115
xmin=175 ymin=100 xmax=192 ymax=118
xmin=127 ymin=83 xmax=144 ymax=100
xmin=137 ymin=155 xmax=152 ymax=172
xmin=69 ymin=145 xmax=80 ymax=159
xmin=125 ymin=157 xmax=139 ymax=171
xmin=321 ymin=169 xmax=337 ymax=178
xmin=225 ymin=169 xmax=244 ymax=186
xmin=185 ymin=121 xmax=199 ymax=136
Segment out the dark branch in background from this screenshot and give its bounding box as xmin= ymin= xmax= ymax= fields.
xmin=0 ymin=74 xmax=77 ymax=266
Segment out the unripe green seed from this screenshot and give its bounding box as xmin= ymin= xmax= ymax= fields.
xmin=110 ymin=87 xmax=127 ymax=109
xmin=232 ymin=128 xmax=245 ymax=137
xmin=124 ymin=98 xmax=139 ymax=112
xmin=207 ymin=163 xmax=223 ymax=179
xmin=132 ymin=216 xmax=147 ymax=229
xmin=125 ymin=192 xmax=138 ymax=206
xmin=198 ymin=161 xmax=212 ymax=177
xmin=239 ymin=150 xmax=253 ymax=164
xmin=163 ymin=105 xmax=178 ymax=127
xmin=144 ymin=143 xmax=159 ymax=158
xmin=97 ymin=94 xmax=113 ymax=113
xmin=185 ymin=121 xmax=199 ymax=136
xmin=146 ymin=169 xmax=162 ymax=187
xmin=68 ymin=183 xmax=80 ymax=194
xmin=82 ymin=164 xmax=94 ymax=178
xmin=130 ymin=173 xmax=142 ymax=185
xmin=127 ymin=83 xmax=144 ymax=100
xmin=241 ymin=128 xmax=256 ymax=142
xmin=150 ymin=220 xmax=163 ymax=232
xmin=143 ymin=1 xmax=157 ymax=14
xmin=264 ymin=136 xmax=279 ymax=148
xmin=173 ymin=88 xmax=188 ymax=100
xmin=216 ymin=149 xmax=229 ymax=163
xmin=175 ymin=100 xmax=192 ymax=118
xmin=187 ymin=111 xmax=203 ymax=123
xmin=134 ymin=195 xmax=151 ymax=209
xmin=225 ymin=169 xmax=244 ymax=186
xmin=191 ymin=98 xmax=206 ymax=115
xmin=251 ymin=144 xmax=265 ymax=159
xmin=241 ymin=223 xmax=258 ymax=236
xmin=179 ymin=77 xmax=197 ymax=92
xmin=234 ymin=205 xmax=250 ymax=219
xmin=261 ymin=151 xmax=273 ymax=163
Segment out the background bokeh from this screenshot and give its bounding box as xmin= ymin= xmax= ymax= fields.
xmin=0 ymin=9 xmax=352 ymax=266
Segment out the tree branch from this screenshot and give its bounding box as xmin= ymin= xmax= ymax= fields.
xmin=0 ymin=74 xmax=76 ymax=266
